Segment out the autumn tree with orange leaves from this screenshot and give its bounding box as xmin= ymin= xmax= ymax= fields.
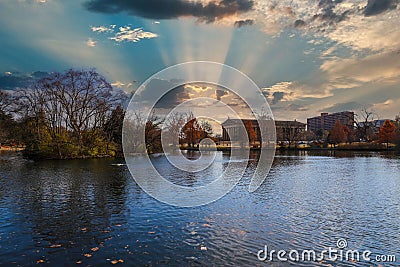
xmin=329 ymin=120 xmax=347 ymax=148
xmin=379 ymin=119 xmax=396 ymax=150
xmin=245 ymin=120 xmax=257 ymax=147
xmin=182 ymin=116 xmax=202 ymax=148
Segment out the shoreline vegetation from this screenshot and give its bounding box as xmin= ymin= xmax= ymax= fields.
xmin=184 ymin=144 xmax=398 ymax=152
xmin=0 ymin=68 xmax=399 ymax=160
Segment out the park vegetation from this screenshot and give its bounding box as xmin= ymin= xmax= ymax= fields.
xmin=123 ymin=111 xmax=215 ymax=155
xmin=0 ymin=69 xmax=127 ymax=159
xmin=0 ymin=69 xmax=400 ymax=157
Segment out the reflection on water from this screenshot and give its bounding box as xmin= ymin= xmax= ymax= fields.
xmin=0 ymin=150 xmax=399 ymax=266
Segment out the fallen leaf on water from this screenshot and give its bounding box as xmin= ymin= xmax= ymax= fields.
xmin=204 ymin=217 xmax=213 ymax=223
xmin=202 ymin=224 xmax=211 ymax=227
xmin=110 ymin=259 xmax=124 ymax=265
xmin=36 ymin=259 xmax=45 ymax=263
xmin=84 ymin=253 xmax=92 ymax=258
xmin=76 ymin=260 xmax=82 ymax=264
xmin=91 ymin=247 xmax=99 ymax=252
xmin=148 ymin=231 xmax=155 ymax=234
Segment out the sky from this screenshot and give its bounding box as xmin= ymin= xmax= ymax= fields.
xmin=0 ymin=0 xmax=399 ymax=122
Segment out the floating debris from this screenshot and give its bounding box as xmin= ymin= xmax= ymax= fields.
xmin=110 ymin=259 xmax=124 ymax=264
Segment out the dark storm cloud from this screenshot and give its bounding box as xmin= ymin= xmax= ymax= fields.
xmin=84 ymin=0 xmax=254 ymax=23
xmin=216 ymin=89 xmax=228 ymax=100
xmin=0 ymin=71 xmax=53 ymax=90
xmin=311 ymin=0 xmax=350 ymax=25
xmin=31 ymin=71 xmax=51 ymax=79
xmin=0 ymin=74 xmax=35 ymax=90
xmin=294 ymin=19 xmax=306 ymax=28
xmin=271 ymin=92 xmax=284 ymax=105
xmin=234 ymin=19 xmax=254 ymax=27
xmin=138 ymin=79 xmax=190 ymax=109
xmin=364 ymin=0 xmax=398 ymax=16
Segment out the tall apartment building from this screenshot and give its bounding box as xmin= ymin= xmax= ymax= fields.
xmin=307 ymin=111 xmax=354 ymax=134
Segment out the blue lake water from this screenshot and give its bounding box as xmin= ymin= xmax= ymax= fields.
xmin=0 ymin=150 xmax=399 ymax=266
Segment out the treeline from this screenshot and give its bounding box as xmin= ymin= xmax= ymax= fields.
xmin=327 ymin=118 xmax=400 ymax=150
xmin=272 ymin=109 xmax=400 ymax=150
xmin=0 ymin=69 xmax=127 ymax=159
xmin=0 ymin=69 xmax=216 ymax=159
xmin=123 ymin=111 xmax=214 ymax=154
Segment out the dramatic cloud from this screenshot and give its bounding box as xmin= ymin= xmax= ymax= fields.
xmin=320 ymin=51 xmax=400 ymax=85
xmin=310 ymin=0 xmax=351 ymax=26
xmin=271 ymin=92 xmax=285 ymax=105
xmin=364 ymin=0 xmax=398 ymax=16
xmin=294 ymin=19 xmax=306 ymax=28
xmin=136 ymin=79 xmax=190 ymax=109
xmin=90 ymin=25 xmax=158 ymax=43
xmin=84 ymin=0 xmax=254 ymax=23
xmin=90 ymin=25 xmax=115 ymax=33
xmin=110 ymin=26 xmax=158 ymax=43
xmin=325 ymin=9 xmax=400 ymax=52
xmin=215 ymin=89 xmax=228 ymax=100
xmin=234 ymin=19 xmax=254 ymax=27
xmin=372 ymin=98 xmax=400 ymax=114
xmin=262 ymin=82 xmax=299 ymax=104
xmin=0 ymin=72 xmax=50 ymax=90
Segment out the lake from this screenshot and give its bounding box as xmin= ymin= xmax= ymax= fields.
xmin=0 ymin=150 xmax=399 ymax=266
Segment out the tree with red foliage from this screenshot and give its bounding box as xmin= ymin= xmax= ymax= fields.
xmin=343 ymin=125 xmax=355 ymax=144
xmin=182 ymin=116 xmax=202 ymax=148
xmin=245 ymin=120 xmax=257 ymax=147
xmin=379 ymin=119 xmax=396 ymax=150
xmin=395 ymin=115 xmax=400 ymax=151
xmin=329 ymin=120 xmax=347 ymax=148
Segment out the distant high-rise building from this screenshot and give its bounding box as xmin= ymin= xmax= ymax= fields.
xmin=307 ymin=111 xmax=354 ymax=134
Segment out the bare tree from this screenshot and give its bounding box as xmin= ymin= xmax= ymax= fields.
xmin=163 ymin=112 xmax=187 ymax=149
xmin=15 ymin=69 xmax=126 ymax=158
xmin=354 ymin=107 xmax=379 ymax=142
xmin=0 ymin=90 xmax=12 ymax=113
